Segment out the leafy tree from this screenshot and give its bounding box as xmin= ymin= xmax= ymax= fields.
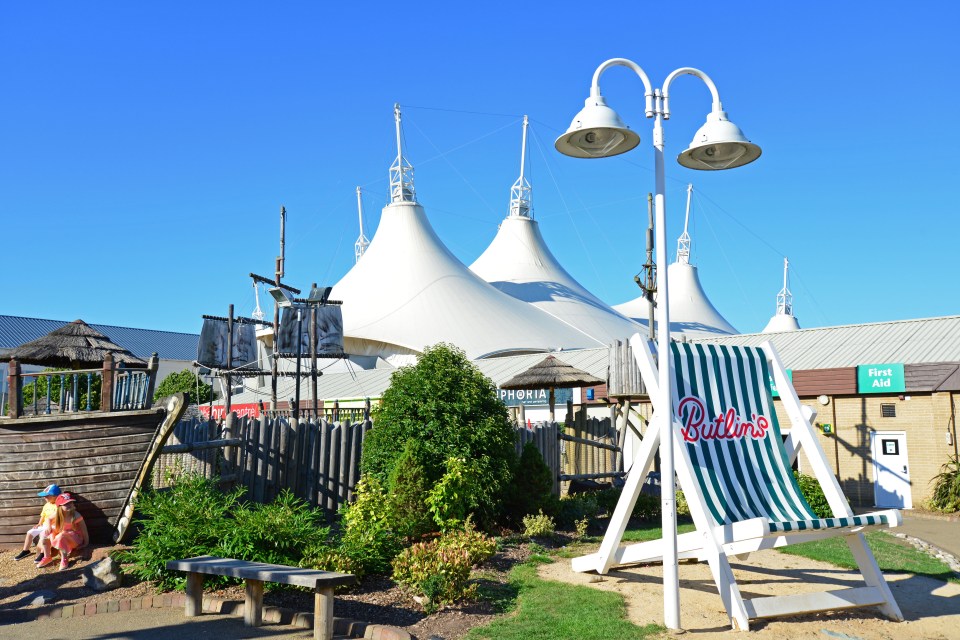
xmin=361 ymin=343 xmax=517 ymax=527
xmin=154 ymin=369 xmax=213 ymax=405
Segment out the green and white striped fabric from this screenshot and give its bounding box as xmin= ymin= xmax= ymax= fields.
xmin=670 ymin=343 xmax=888 ymax=533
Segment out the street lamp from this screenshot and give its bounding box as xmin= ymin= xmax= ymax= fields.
xmin=555 ymin=58 xmax=760 ymax=630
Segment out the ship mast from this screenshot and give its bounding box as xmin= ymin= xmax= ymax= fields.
xmin=354 ymin=186 xmax=370 ymax=262
xmin=509 ymin=115 xmax=533 ymax=218
xmin=676 ymin=183 xmax=693 ymax=264
xmin=389 ymin=103 xmax=416 ymax=203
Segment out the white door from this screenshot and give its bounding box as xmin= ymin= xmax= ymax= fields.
xmin=870 ymin=431 xmax=912 ymax=509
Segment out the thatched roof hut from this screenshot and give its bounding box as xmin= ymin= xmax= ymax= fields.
xmin=500 ymin=355 xmax=604 ymax=421
xmin=6 ymin=319 xmax=147 ymax=368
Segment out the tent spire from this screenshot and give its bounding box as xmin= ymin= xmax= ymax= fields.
xmin=509 ymin=115 xmax=533 ymax=218
xmin=676 ymin=183 xmax=693 ymax=264
xmin=251 ymin=281 xmax=265 ymax=323
xmin=389 ymin=103 xmax=416 ymax=203
xmin=354 ymin=186 xmax=370 ymax=262
xmin=776 ymin=257 xmax=794 ymax=316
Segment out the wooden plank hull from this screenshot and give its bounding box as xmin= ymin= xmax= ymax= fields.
xmin=0 ymin=393 xmax=187 ymax=548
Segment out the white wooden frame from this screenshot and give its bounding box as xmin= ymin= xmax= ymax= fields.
xmin=572 ymin=334 xmax=904 ymax=630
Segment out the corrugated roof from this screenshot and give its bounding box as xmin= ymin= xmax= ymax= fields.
xmin=694 ymin=315 xmax=960 ymax=369
xmin=231 ymin=315 xmax=960 ymax=405
xmin=0 ymin=315 xmax=199 ymax=361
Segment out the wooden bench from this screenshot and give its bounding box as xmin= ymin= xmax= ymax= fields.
xmin=166 ymin=555 xmax=357 ymax=640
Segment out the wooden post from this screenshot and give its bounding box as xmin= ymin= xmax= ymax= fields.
xmin=315 ymin=587 xmax=335 ymax=640
xmin=310 ymin=286 xmax=319 ymax=419
xmin=225 ymin=304 xmax=234 ymax=418
xmin=332 ymin=399 xmax=339 ymax=423
xmin=185 ymin=573 xmax=204 ymax=616
xmin=363 ymin=397 xmax=371 ymax=421
xmin=244 ymin=579 xmax=264 ymax=626
xmin=7 ymin=358 xmax=22 ymax=418
xmin=101 ymin=354 xmax=114 ymax=412
xmin=144 ymin=353 xmax=159 ymax=406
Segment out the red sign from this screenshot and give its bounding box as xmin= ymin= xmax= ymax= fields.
xmin=198 ymin=403 xmax=261 ymax=420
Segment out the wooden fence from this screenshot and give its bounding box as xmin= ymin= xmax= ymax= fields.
xmin=156 ymin=416 xmax=614 ymax=514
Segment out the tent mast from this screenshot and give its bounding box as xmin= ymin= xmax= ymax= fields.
xmin=676 ymin=183 xmax=693 ymax=265
xmin=509 ymin=115 xmax=533 ymax=218
xmin=389 ymin=103 xmax=416 ymax=203
xmin=354 ymin=186 xmax=370 ymax=262
xmin=776 ymin=257 xmax=794 ymax=316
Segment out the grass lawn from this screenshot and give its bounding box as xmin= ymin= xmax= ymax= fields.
xmin=779 ymin=530 xmax=959 ymax=584
xmin=467 ymin=556 xmax=662 ymax=640
xmin=468 ymin=519 xmax=958 ymax=639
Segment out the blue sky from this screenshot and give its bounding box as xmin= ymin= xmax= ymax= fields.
xmin=2 ymin=2 xmax=957 ymax=337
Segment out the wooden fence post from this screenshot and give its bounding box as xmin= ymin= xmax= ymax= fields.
xmin=144 ymin=353 xmax=159 ymax=406
xmin=101 ymin=354 xmax=115 ymax=412
xmin=7 ymin=358 xmax=22 ymax=418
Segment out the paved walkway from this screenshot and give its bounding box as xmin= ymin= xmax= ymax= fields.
xmin=898 ymin=510 xmax=960 ymax=561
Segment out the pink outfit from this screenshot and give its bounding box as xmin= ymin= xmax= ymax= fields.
xmin=52 ymin=515 xmax=85 ymax=554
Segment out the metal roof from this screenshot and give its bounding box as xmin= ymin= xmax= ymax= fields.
xmin=231 ymin=316 xmax=960 ymax=406
xmin=694 ymin=315 xmax=960 ymax=369
xmin=0 ymin=315 xmax=199 ymax=361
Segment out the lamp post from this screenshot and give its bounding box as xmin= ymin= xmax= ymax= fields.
xmin=555 ymin=58 xmax=760 ymax=630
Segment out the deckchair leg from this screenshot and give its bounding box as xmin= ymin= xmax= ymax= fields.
xmin=703 ymin=542 xmax=751 ymax=631
xmin=845 ymin=533 xmax=904 ymax=621
xmin=589 ymin=419 xmax=661 ymax=574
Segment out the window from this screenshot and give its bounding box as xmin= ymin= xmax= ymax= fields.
xmin=880 ymin=403 xmax=896 ymax=418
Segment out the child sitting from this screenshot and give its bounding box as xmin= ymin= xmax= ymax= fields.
xmin=14 ymin=484 xmax=61 ymax=561
xmin=38 ymin=493 xmax=89 ymax=570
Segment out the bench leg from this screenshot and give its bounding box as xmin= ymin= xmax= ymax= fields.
xmin=185 ymin=573 xmax=204 ymax=617
xmin=244 ymin=579 xmax=264 ymax=627
xmin=314 ymin=586 xmax=334 ymax=640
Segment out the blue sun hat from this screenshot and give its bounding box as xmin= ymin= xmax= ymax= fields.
xmin=37 ymin=484 xmax=62 ymax=497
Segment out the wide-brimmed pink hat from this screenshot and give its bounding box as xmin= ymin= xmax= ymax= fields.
xmin=55 ymin=493 xmax=76 ymax=506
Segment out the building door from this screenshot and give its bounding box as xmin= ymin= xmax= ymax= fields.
xmin=870 ymin=431 xmax=912 ymax=509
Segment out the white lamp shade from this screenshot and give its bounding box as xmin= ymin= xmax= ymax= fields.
xmin=555 ymin=95 xmax=641 ymax=158
xmin=677 ymin=110 xmax=761 ymax=170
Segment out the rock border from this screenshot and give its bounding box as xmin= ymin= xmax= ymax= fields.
xmin=892 ymin=532 xmax=960 ymax=576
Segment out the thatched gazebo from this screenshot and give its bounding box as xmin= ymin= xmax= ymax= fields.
xmin=500 ymin=355 xmax=604 ymax=422
xmin=6 ymin=319 xmax=146 ymax=369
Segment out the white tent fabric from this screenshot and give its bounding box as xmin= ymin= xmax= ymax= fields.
xmin=614 ymin=262 xmax=738 ymax=338
xmin=330 ymin=201 xmax=603 ymax=361
xmin=762 ymin=313 xmax=801 ymax=333
xmin=470 ymin=214 xmax=641 ymax=345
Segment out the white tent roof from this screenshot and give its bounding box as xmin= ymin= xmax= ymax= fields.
xmin=330 ymin=201 xmax=604 ymax=361
xmin=763 ymin=313 xmax=801 ymax=333
xmin=614 ymin=262 xmax=738 ymax=338
xmin=470 ymin=214 xmax=641 ymax=345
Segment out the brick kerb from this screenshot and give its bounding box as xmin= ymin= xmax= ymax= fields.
xmin=21 ymin=593 xmax=411 ymax=639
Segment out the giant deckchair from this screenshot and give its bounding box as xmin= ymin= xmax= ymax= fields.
xmin=573 ymin=335 xmax=904 ymax=630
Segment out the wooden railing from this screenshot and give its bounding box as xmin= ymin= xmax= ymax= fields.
xmin=5 ymin=353 xmax=158 ymax=418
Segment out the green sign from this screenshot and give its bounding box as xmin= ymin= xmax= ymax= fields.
xmin=857 ymin=364 xmax=905 ymax=393
xmin=768 ymin=369 xmax=793 ymax=398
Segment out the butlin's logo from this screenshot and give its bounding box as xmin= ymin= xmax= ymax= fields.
xmin=677 ymin=396 xmax=770 ymax=443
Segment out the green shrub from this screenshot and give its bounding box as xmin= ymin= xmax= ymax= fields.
xmin=391 ymin=522 xmax=494 ymax=612
xmin=361 ymin=343 xmax=517 ymax=527
xmin=502 ymin=442 xmax=555 ymax=525
xmin=436 ymin=517 xmax=497 ymax=566
xmin=632 ymin=493 xmax=661 ymax=520
xmin=794 ymin=471 xmax=832 ymax=518
xmin=338 ymin=476 xmax=403 ymax=574
xmin=555 ymin=493 xmax=599 ymax=529
xmin=153 ymin=369 xmax=213 ymax=405
xmin=574 ymin=517 xmax=590 ymax=538
xmin=387 ymin=439 xmax=434 ymax=538
xmin=426 ymin=455 xmax=495 ymax=531
xmin=118 ymin=474 xmax=246 ymax=590
xmin=220 ymin=489 xmax=329 ymax=567
xmin=929 ymin=456 xmax=960 ymax=513
xmin=522 ymin=510 xmax=555 ymax=538
xmin=675 ymin=490 xmax=690 ymax=517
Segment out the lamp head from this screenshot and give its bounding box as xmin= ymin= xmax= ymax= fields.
xmin=555 ymin=95 xmax=640 ymax=159
xmin=268 ymin=287 xmax=294 ymax=308
xmin=677 ymin=110 xmax=761 ymax=170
